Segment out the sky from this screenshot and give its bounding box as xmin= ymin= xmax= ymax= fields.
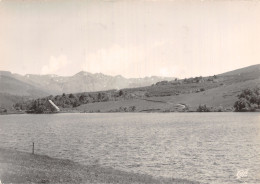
xmin=0 ymin=0 xmax=260 ymax=78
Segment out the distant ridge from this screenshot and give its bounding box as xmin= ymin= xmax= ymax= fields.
xmin=1 ymin=64 xmax=260 ymax=110
xmin=0 ymin=70 xmax=175 ymax=97
xmin=219 ymin=64 xmax=260 ymax=76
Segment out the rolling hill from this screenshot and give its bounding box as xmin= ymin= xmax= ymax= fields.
xmin=219 ymin=64 xmax=260 ymax=76
xmin=0 ymin=75 xmax=49 ymax=97
xmin=10 ymin=64 xmax=260 ymax=113
xmin=0 ymin=71 xmax=174 ymax=108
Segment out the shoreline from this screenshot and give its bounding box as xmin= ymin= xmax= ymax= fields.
xmin=0 ymin=148 xmax=198 ymax=184
xmin=1 ymin=110 xmax=258 ymax=115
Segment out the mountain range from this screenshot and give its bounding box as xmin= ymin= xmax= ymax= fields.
xmin=70 ymin=64 xmax=259 ymax=112
xmin=1 ymin=64 xmax=259 ymax=111
xmin=0 ymin=71 xmax=174 ymax=108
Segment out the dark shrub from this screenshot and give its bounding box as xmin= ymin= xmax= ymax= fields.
xmin=69 ymin=93 xmax=75 ymax=98
xmin=197 ymin=104 xmax=211 ymax=112
xmin=234 ymin=88 xmax=260 ymax=112
xmin=119 ymin=90 xmax=124 ymax=96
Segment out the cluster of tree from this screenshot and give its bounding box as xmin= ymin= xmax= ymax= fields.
xmin=155 ymin=79 xmax=182 ymax=86
xmin=155 ymin=80 xmax=169 ymax=85
xmin=109 ymin=106 xmax=136 ymax=112
xmin=234 ymin=88 xmax=260 ymax=112
xmin=184 ymin=76 xmax=203 ymax=83
xmin=154 ymin=75 xmax=218 ymax=86
xmin=0 ymin=107 xmax=7 ymax=113
xmin=196 ymin=105 xmax=232 ymax=112
xmin=14 ymin=89 xmax=129 ymax=113
xmin=194 ymin=88 xmax=205 ymax=93
xmin=27 ymin=99 xmax=57 ymax=113
xmin=183 ymin=75 xmax=218 ymax=84
xmin=197 ymin=104 xmax=211 ymax=112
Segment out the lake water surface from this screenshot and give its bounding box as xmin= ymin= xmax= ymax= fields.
xmin=0 ymin=113 xmax=259 ymax=184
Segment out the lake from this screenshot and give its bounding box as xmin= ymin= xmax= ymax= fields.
xmin=0 ymin=113 xmax=259 ymax=183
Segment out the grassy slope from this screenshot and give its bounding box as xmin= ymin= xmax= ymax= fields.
xmin=73 ymin=79 xmax=256 ymax=113
xmin=219 ymin=64 xmax=260 ymax=76
xmin=0 ymin=93 xmax=30 ymax=109
xmin=0 ymin=75 xmax=49 ymax=97
xmin=2 ymin=64 xmax=260 ymax=112
xmin=0 ymin=148 xmax=198 ymax=184
xmin=0 ymin=75 xmax=49 ymax=109
xmin=74 ymin=99 xmax=174 ymax=112
xmin=149 ymin=78 xmax=260 ymax=110
xmin=72 ymin=65 xmax=260 ymax=112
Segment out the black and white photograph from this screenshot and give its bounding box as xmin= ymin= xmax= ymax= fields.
xmin=0 ymin=0 xmax=259 ymax=183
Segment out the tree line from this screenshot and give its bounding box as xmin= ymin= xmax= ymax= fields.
xmin=14 ymin=90 xmax=128 ymax=113
xmin=234 ymin=88 xmax=260 ymax=112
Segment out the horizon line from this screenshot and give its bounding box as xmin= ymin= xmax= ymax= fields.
xmin=0 ymin=63 xmax=259 ymax=79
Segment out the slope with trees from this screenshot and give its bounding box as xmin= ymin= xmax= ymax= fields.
xmin=10 ymin=64 xmax=260 ymax=113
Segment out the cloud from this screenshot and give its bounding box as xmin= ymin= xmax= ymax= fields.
xmin=41 ymin=55 xmax=69 ymax=75
xmin=82 ymin=42 xmax=179 ymax=78
xmin=82 ymin=44 xmax=145 ymax=77
xmin=159 ymin=67 xmax=171 ymax=77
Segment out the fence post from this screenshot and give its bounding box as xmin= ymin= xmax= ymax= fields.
xmin=32 ymin=142 xmax=34 ymax=154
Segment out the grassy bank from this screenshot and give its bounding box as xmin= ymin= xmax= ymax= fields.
xmin=0 ymin=148 xmax=198 ymax=184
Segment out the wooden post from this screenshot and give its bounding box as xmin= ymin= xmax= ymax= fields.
xmin=32 ymin=142 xmax=34 ymax=154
